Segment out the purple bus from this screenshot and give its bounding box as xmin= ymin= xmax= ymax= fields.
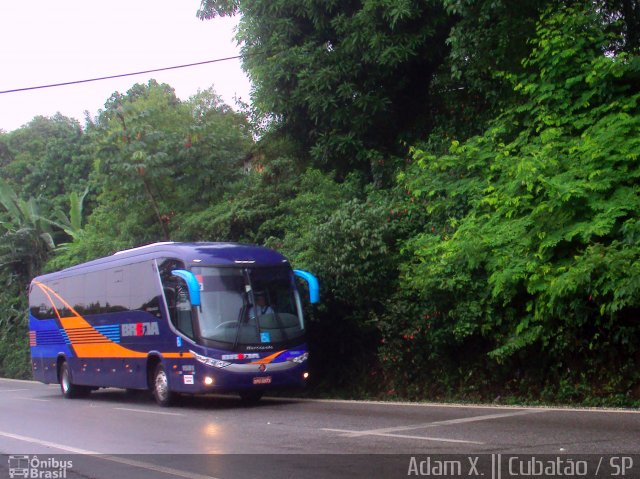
xmin=28 ymin=242 xmax=319 ymax=406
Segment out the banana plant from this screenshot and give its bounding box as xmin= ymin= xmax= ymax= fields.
xmin=0 ymin=178 xmax=56 ymax=280
xmin=40 ymin=186 xmax=89 ymax=242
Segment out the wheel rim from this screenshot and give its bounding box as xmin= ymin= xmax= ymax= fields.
xmin=155 ymin=369 xmax=168 ymax=401
xmin=61 ymin=367 xmax=70 ymax=393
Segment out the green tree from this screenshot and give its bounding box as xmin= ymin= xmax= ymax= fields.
xmin=387 ymin=4 xmax=640 ymax=402
xmin=199 ymin=0 xmax=453 ymax=176
xmin=0 ymin=282 xmax=30 ymax=379
xmin=175 ymin=87 xmax=253 ymax=208
xmin=177 ymin=149 xmax=302 ymax=244
xmin=0 ymin=114 xmax=90 ymax=212
xmin=431 ymin=0 xmax=552 ymax=139
xmin=88 ymin=80 xmax=191 ymax=241
xmin=83 ymin=80 xmax=252 ymax=250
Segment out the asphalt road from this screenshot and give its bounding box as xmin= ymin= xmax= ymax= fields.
xmin=0 ymin=377 xmax=638 ymax=478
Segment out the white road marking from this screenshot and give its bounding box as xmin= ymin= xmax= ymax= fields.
xmin=17 ymin=397 xmax=50 ymax=402
xmin=99 ymin=456 xmax=221 ymax=479
xmin=114 ymin=407 xmax=184 ymax=416
xmin=0 ymin=389 xmax=29 ymax=392
xmin=0 ymin=430 xmax=219 ymax=479
xmin=323 ymin=410 xmax=545 ymax=444
xmin=338 ymin=409 xmax=547 ymax=437
xmin=323 ymin=428 xmax=484 ymax=444
xmin=0 ymin=430 xmax=98 ymax=454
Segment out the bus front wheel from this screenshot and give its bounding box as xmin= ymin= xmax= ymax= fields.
xmin=59 ymin=362 xmax=90 ymax=399
xmin=152 ymin=363 xmax=176 ymax=407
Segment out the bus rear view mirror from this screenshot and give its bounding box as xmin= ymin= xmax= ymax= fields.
xmin=171 ymin=269 xmax=201 ymax=307
xmin=294 ymin=270 xmax=320 ymax=304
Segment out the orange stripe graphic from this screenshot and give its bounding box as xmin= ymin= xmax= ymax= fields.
xmin=249 ymin=350 xmax=286 ymax=364
xmin=33 ymin=281 xmax=192 ymax=360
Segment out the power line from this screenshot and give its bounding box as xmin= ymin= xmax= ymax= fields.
xmin=0 ymin=56 xmax=243 ymax=95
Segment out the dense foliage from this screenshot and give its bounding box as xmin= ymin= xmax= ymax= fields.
xmin=381 ymin=6 xmax=640 ymax=402
xmin=0 ymin=1 xmax=638 ymax=405
xmin=199 ymin=0 xmax=457 ymax=177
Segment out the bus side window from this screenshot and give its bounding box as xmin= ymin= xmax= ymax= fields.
xmin=29 ymin=283 xmax=53 ymax=320
xmin=175 ymin=282 xmax=194 ymax=338
xmin=50 ymin=281 xmax=70 ymax=317
xmin=158 ymin=258 xmax=194 ymax=339
xmin=165 ymin=280 xmax=195 ymax=339
xmin=130 ymin=261 xmax=162 ymax=318
xmin=84 ymin=270 xmax=107 ymax=315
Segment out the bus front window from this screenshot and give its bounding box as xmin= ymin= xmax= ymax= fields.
xmin=192 ymin=266 xmax=305 ymax=348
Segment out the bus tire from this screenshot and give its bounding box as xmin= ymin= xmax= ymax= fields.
xmin=152 ymin=363 xmax=176 ymax=407
xmin=59 ymin=362 xmax=90 ymax=399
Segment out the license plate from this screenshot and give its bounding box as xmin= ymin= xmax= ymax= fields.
xmin=253 ymin=376 xmax=272 ymax=385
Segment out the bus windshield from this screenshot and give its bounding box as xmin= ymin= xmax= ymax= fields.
xmin=191 ymin=266 xmax=305 ymax=347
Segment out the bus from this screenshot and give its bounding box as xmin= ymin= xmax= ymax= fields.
xmin=8 ymin=455 xmax=29 ymax=478
xmin=28 ymin=242 xmax=319 ymax=406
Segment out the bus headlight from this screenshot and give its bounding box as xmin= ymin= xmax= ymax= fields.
xmin=190 ymin=350 xmax=231 ymax=369
xmin=204 ymin=376 xmax=215 ymax=386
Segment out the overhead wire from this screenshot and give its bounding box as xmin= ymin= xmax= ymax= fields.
xmin=0 ymin=56 xmax=243 ymax=95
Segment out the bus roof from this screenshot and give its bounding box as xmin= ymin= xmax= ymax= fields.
xmin=33 ymin=242 xmax=290 ymax=282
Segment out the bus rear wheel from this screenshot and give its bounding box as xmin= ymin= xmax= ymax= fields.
xmin=59 ymin=362 xmax=90 ymax=399
xmin=152 ymin=363 xmax=177 ymax=407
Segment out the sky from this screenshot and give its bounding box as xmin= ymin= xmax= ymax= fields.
xmin=0 ymin=0 xmax=251 ymax=132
